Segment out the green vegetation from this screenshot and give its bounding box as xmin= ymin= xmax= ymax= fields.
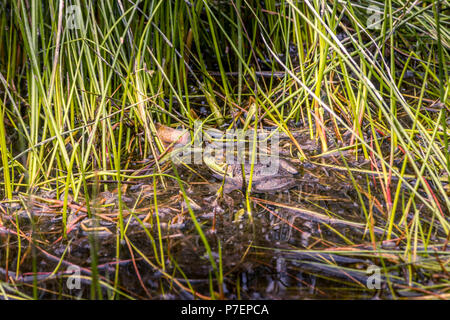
xmin=0 ymin=0 xmax=448 ymax=299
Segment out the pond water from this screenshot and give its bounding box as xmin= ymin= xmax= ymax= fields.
xmin=1 ymin=128 xmax=446 ymax=300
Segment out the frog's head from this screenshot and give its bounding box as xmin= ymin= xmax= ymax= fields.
xmin=203 ymin=145 xmax=233 ymax=178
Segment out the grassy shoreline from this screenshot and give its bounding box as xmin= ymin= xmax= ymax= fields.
xmin=0 ymin=0 xmax=449 ymax=299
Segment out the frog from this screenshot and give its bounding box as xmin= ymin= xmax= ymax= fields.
xmin=156 ymin=123 xmax=300 ymax=193
xmin=203 ymin=147 xmax=299 ymax=193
